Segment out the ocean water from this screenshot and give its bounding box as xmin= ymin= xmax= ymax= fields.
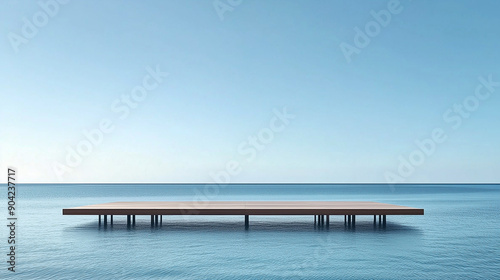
xmin=2 ymin=184 xmax=499 ymax=279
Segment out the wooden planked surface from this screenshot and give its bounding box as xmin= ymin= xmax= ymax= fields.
xmin=63 ymin=201 xmax=424 ymax=215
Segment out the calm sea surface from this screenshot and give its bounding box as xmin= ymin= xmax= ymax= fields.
xmin=2 ymin=184 xmax=499 ymax=279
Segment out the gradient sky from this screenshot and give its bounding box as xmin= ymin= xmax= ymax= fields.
xmin=1 ymin=0 xmax=500 ymax=183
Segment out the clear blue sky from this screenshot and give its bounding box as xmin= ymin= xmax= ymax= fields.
xmin=1 ymin=0 xmax=499 ymax=183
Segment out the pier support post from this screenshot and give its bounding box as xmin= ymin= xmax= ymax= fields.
xmin=344 ymin=215 xmax=346 ymax=225
xmin=374 ymin=215 xmax=376 ymax=224
xmin=98 ymin=215 xmax=101 ymax=226
xmin=104 ymin=215 xmax=107 ymax=227
xmin=155 ymin=215 xmax=159 ymax=226
xmin=160 ymin=215 xmax=163 ymax=226
xmin=111 ymin=215 xmax=113 ymax=225
xmin=245 ymin=215 xmax=249 ymax=230
xmin=314 ymin=215 xmax=317 ymax=225
xmin=383 ymin=215 xmax=386 ymax=226
xmin=127 ymin=215 xmax=131 ymax=227
xmin=133 ymin=215 xmax=136 ymax=226
xmin=151 ymin=215 xmax=154 ymax=227
xmin=348 ymin=215 xmax=351 ymax=225
xmin=352 ymin=215 xmax=356 ymax=226
xmin=326 ymin=215 xmax=330 ymax=227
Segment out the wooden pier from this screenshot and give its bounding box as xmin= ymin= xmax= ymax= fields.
xmin=63 ymin=201 xmax=423 ymax=228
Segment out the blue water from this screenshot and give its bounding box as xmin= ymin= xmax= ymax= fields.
xmin=2 ymin=184 xmax=499 ymax=279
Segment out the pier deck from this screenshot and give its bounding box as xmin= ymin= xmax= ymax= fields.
xmin=63 ymin=201 xmax=423 ymax=228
